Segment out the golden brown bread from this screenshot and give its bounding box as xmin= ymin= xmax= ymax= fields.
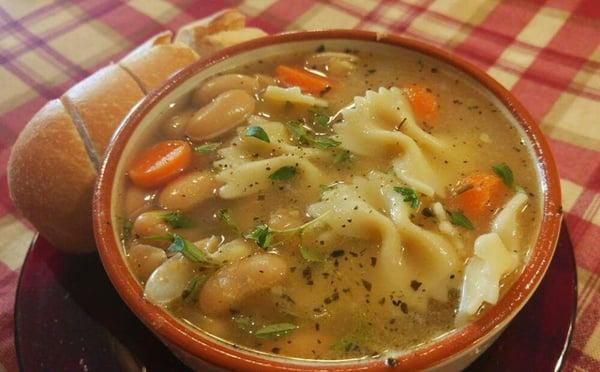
xmin=120 ymin=43 xmax=199 ymax=92
xmin=62 ymin=64 xmax=145 ymax=155
xmin=8 ymin=9 xmax=268 ymax=253
xmin=7 ymin=100 xmax=97 ymax=252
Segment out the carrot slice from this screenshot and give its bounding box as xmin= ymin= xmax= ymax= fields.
xmin=128 ymin=140 xmax=192 ymax=188
xmin=405 ymin=83 xmax=439 ymax=122
xmin=275 ymin=65 xmax=332 ymax=95
xmin=451 ymin=173 xmax=508 ymax=222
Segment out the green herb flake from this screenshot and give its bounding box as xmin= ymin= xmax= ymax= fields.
xmin=333 ymin=150 xmax=352 ymax=164
xmin=182 ymin=274 xmax=208 ymax=303
xmin=300 ymin=246 xmax=326 ymax=263
xmin=254 ymin=323 xmax=297 ymax=339
xmin=492 ymin=163 xmax=514 ymax=188
xmin=449 ymin=211 xmax=475 ymax=230
xmin=167 ymin=234 xmax=215 ymax=265
xmin=194 ymin=142 xmax=221 ymax=154
xmin=312 ymin=136 xmax=341 ymax=149
xmin=245 ymin=126 xmax=270 ymax=143
xmin=393 ymin=187 xmax=420 ymax=209
xmin=269 ymin=166 xmax=297 ymax=180
xmin=287 ymin=121 xmax=339 ymax=149
xmin=310 ymin=110 xmax=330 ymax=127
xmin=162 ymin=212 xmax=193 ymax=229
xmin=217 ymin=209 xmax=237 ymax=230
xmin=245 ymin=224 xmax=274 ymax=249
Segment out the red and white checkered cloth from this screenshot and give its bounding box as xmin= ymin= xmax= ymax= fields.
xmin=0 ymin=1 xmax=598 ymax=370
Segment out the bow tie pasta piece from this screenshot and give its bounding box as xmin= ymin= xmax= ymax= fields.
xmin=457 ymin=192 xmax=527 ymax=321
xmin=333 ymin=87 xmax=446 ymax=196
xmin=213 ymin=117 xmax=330 ymax=199
xmin=217 ymin=155 xmax=326 ymax=199
xmin=307 ymin=173 xmax=462 ymax=311
xmin=457 ymin=233 xmax=518 ymax=321
xmin=491 ymin=192 xmax=529 ymax=253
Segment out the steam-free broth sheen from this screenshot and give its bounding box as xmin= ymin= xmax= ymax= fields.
xmin=116 ymin=46 xmax=541 ymax=361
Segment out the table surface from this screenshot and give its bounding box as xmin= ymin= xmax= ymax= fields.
xmin=0 ymin=1 xmax=598 ymax=371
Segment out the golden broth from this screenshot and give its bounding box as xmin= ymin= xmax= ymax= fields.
xmin=116 ymin=47 xmax=541 ymax=361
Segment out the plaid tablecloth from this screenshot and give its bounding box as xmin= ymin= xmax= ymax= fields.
xmin=0 ymin=0 xmax=598 ymax=371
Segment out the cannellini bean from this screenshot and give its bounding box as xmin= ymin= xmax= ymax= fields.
xmin=185 ymin=89 xmax=255 ymax=140
xmin=127 ymin=244 xmax=167 ymax=282
xmin=144 ymin=253 xmax=197 ymax=305
xmin=194 ymin=74 xmax=260 ymax=105
xmin=305 ymin=52 xmax=359 ymax=76
xmin=268 ymin=208 xmax=304 ymax=230
xmin=202 ymin=238 xmax=254 ymax=264
xmin=132 ymin=210 xmax=170 ymax=237
xmin=158 ymin=170 xmax=220 ymax=211
xmin=199 ymin=254 xmax=288 ymax=316
xmin=124 ymin=186 xmax=155 ymax=217
xmin=163 ymin=109 xmax=195 ymax=138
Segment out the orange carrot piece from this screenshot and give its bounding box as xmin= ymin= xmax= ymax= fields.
xmin=405 ymin=83 xmax=439 ymax=122
xmin=128 ymin=140 xmax=192 ymax=188
xmin=451 ymin=173 xmax=508 ymax=222
xmin=275 ymin=65 xmax=332 ymax=95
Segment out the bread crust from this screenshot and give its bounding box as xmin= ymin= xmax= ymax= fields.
xmin=8 ymin=100 xmax=97 ymax=252
xmin=62 ymin=64 xmax=145 ymax=155
xmin=175 ymin=9 xmax=246 ymax=54
xmin=120 ymin=43 xmax=199 ymax=92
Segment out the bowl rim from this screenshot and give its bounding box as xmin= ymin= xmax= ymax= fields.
xmin=93 ymin=29 xmax=562 ymax=371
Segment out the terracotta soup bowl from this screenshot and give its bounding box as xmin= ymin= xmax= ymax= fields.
xmin=93 ymin=30 xmax=562 ymax=371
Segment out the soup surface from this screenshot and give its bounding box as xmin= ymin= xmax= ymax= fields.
xmin=116 ymin=46 xmax=541 ymax=361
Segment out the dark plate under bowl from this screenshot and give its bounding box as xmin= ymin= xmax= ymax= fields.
xmin=15 ymin=224 xmax=576 ymax=371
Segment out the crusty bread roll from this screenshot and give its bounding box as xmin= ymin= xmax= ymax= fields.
xmin=8 ymin=9 xmax=268 ymax=253
xmin=8 ymin=100 xmax=97 ymax=253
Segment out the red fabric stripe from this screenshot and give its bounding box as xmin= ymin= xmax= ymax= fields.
xmin=453 ymin=0 xmax=539 ymax=69
xmin=547 ymin=138 xmax=600 ymax=188
xmin=253 ymin=0 xmax=315 ymax=33
xmin=566 ymin=214 xmax=600 ymax=272
xmin=510 ymin=13 xmax=600 ymax=121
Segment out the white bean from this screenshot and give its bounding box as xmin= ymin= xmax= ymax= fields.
xmin=144 ymin=253 xmax=197 ymax=305
xmin=132 ymin=210 xmax=170 ymax=237
xmin=198 ymin=254 xmax=288 ymax=316
xmin=163 ymin=109 xmax=194 ymax=138
xmin=158 ymin=170 xmax=220 ymax=211
xmin=125 ymin=186 xmax=155 ymax=217
xmin=185 ymin=89 xmax=255 ymax=140
xmin=127 ymin=244 xmax=167 ymax=282
xmin=207 ymin=238 xmax=254 ymax=264
xmin=194 ymin=74 xmax=259 ymax=105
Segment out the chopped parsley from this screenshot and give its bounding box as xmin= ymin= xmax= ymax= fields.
xmin=393 ymin=187 xmax=420 ymax=209
xmin=216 ymin=208 xmax=237 ymax=231
xmin=269 ymin=166 xmax=297 ymax=180
xmin=193 ymin=142 xmax=221 ymax=154
xmin=245 ymin=224 xmax=274 ymax=249
xmin=162 ymin=212 xmax=193 ymax=229
xmin=182 ymin=274 xmax=208 ymax=304
xmin=287 ymin=120 xmax=340 ymax=149
xmin=245 ymin=212 xmax=331 ymax=249
xmin=147 ymin=234 xmax=215 ymax=266
xmin=245 ymin=126 xmax=270 ymax=143
xmin=254 ymin=323 xmax=298 ymax=339
xmin=492 ymin=163 xmax=514 ymax=189
xmin=449 ymin=211 xmax=474 ymax=230
xmin=309 ymin=109 xmax=330 ymax=127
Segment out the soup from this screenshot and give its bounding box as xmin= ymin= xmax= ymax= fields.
xmin=116 ymin=46 xmax=541 ymax=361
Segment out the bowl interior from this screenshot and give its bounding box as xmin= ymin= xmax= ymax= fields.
xmin=95 ymin=31 xmax=562 ymax=371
